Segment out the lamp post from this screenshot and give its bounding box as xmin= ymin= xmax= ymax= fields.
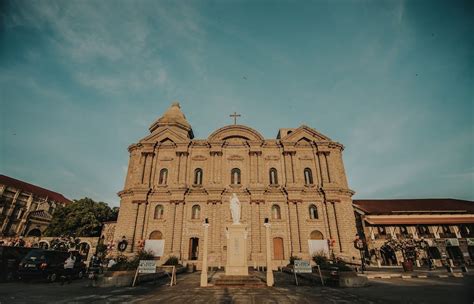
xmin=200 ymin=218 xmax=210 ymax=287
xmin=264 ymin=218 xmax=274 ymax=287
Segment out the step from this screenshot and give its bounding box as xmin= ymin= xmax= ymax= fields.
xmin=214 ymin=275 xmax=266 ymax=287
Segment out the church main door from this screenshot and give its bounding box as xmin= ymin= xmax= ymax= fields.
xmin=273 ymin=237 xmax=284 ymax=260
xmin=189 ymin=237 xmax=199 ymax=260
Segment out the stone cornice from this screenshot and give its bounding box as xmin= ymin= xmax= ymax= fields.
xmin=128 ymin=143 xmax=142 ymax=153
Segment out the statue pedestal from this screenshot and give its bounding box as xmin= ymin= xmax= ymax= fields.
xmin=225 ymin=223 xmax=248 ymax=276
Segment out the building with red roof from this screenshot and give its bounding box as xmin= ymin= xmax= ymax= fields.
xmin=0 ymin=174 xmax=71 ymax=237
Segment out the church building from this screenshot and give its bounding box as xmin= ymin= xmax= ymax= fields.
xmin=114 ymin=103 xmax=359 ymax=268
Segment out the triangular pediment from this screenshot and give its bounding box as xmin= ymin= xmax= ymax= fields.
xmin=282 ymin=125 xmax=331 ymax=143
xmin=140 ymin=127 xmax=189 ymax=144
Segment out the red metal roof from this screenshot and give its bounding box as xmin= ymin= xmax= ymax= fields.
xmin=0 ymin=174 xmax=71 ymax=205
xmin=353 ymin=198 xmax=474 ymax=215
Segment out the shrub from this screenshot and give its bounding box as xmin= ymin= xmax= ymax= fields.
xmin=108 ymin=250 xmax=155 ymax=271
xmin=127 ymin=250 xmax=155 ymax=269
xmin=312 ymin=251 xmax=328 ymax=265
xmin=289 ymin=256 xmax=301 ymax=266
xmin=109 ymin=254 xmax=131 ymax=271
xmin=163 ymin=256 xmax=180 ymax=266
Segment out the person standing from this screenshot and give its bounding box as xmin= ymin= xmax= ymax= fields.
xmin=62 ymin=254 xmax=76 ymax=285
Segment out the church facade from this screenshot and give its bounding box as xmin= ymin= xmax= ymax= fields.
xmin=114 ymin=103 xmax=359 ymax=268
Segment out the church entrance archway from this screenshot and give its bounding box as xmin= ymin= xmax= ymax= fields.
xmin=189 ymin=237 xmax=199 ymax=260
xmin=310 ymin=230 xmax=324 ymax=240
xmin=273 ymin=237 xmax=284 ymax=260
xmin=308 ymin=230 xmax=328 ymax=257
xmin=149 ymin=230 xmax=163 ymax=240
xmin=27 ymin=228 xmax=41 ymax=237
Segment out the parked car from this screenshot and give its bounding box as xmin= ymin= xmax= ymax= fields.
xmin=0 ymin=246 xmax=33 ymax=281
xmin=18 ymin=249 xmax=86 ymax=282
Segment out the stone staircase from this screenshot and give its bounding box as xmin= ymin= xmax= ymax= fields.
xmin=214 ymin=275 xmax=266 ymax=288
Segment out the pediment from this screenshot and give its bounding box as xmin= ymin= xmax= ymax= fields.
xmin=140 ymin=127 xmax=189 ymax=144
xmin=209 ymin=125 xmax=264 ymax=142
xmin=282 ymin=125 xmax=331 ymax=143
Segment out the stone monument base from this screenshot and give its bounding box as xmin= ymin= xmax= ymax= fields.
xmin=225 ymin=223 xmax=248 ymax=276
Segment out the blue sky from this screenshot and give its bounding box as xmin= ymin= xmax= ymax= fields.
xmin=1 ymin=0 xmax=473 ymax=206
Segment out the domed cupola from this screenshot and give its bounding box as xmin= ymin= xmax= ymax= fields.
xmin=149 ymin=102 xmax=194 ymax=139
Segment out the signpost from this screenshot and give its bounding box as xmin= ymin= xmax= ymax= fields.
xmin=132 ymin=260 xmax=156 ymax=287
xmin=293 ymin=260 xmax=312 ymax=286
xmin=354 ymin=237 xmax=366 ymax=273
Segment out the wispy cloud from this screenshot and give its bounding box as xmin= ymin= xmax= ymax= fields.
xmin=7 ymin=1 xmax=206 ymax=95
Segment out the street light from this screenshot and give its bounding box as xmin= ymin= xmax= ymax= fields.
xmin=263 ymin=217 xmax=274 ymax=287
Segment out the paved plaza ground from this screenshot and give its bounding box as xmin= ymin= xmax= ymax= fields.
xmin=0 ymin=271 xmax=473 ymax=304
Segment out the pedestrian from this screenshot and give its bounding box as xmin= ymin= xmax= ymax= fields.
xmin=107 ymin=258 xmax=117 ymax=269
xmin=62 ymin=254 xmax=76 ymax=285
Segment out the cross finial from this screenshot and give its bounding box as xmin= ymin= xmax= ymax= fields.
xmin=229 ymin=112 xmax=241 ymax=125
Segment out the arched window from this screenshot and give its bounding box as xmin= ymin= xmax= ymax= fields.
xmin=272 ymin=204 xmax=281 ymax=219
xmin=194 ymin=168 xmax=203 ymax=185
xmin=231 ymin=168 xmax=241 ymax=185
xmin=192 ymin=204 xmax=201 ymax=219
xmin=159 ymin=168 xmax=168 ymax=185
xmin=309 ymin=204 xmax=318 ymax=219
xmin=269 ymin=168 xmax=278 ymax=185
xmin=154 ymin=204 xmax=164 ymax=219
xmin=304 ymin=168 xmax=313 ymax=185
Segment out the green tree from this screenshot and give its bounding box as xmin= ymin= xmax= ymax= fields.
xmin=44 ymin=197 xmax=117 ymax=237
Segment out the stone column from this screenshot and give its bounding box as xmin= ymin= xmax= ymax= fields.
xmin=249 ymin=152 xmax=256 ymax=183
xmin=173 ymin=202 xmax=184 ymax=257
xmin=324 ymin=201 xmax=339 ymax=253
xmin=331 ymin=202 xmax=343 ymax=253
xmin=317 ymin=152 xmax=329 ymax=184
xmin=130 ymin=202 xmax=141 ymax=253
xmin=283 ymin=152 xmax=294 ymax=185
xmin=264 ymin=222 xmax=274 ymax=286
xmin=210 ymin=152 xmax=215 ymax=184
xmin=169 ymin=202 xmax=177 ymax=253
xmin=200 ymin=222 xmax=210 ymax=287
xmin=256 ymin=152 xmax=263 ymax=183
xmin=288 ymin=202 xmax=300 ymax=255
xmin=1 ymin=190 xmax=20 ymax=234
xmin=178 ymin=152 xmax=189 ymax=185
xmin=16 ymin=194 xmax=34 ymax=235
xmin=215 ymin=152 xmax=222 ymax=184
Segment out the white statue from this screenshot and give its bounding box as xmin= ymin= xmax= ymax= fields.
xmin=230 ymin=193 xmax=241 ymax=224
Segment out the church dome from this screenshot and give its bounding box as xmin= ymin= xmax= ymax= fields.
xmin=149 ymin=102 xmax=194 ymax=138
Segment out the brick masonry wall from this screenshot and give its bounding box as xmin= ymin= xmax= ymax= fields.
xmin=113 ymin=122 xmax=360 ymax=267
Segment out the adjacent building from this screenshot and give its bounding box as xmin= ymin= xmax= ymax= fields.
xmin=353 ymin=198 xmax=474 ymax=266
xmin=114 ymin=102 xmax=360 ymax=268
xmin=0 ymin=174 xmax=71 ymax=237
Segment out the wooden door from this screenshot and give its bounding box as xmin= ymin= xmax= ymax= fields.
xmin=273 ymin=237 xmax=284 ymax=260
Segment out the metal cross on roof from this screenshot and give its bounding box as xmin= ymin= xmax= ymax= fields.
xmin=229 ymin=112 xmax=241 ymax=125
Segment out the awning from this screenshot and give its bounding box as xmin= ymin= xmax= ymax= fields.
xmin=364 ymin=215 xmax=474 ymax=225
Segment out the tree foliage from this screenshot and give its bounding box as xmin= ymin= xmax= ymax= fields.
xmin=44 ymin=197 xmax=118 ymax=237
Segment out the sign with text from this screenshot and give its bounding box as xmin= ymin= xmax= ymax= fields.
xmin=138 ymin=260 xmax=156 ymax=274
xmin=294 ymin=260 xmax=312 ymax=273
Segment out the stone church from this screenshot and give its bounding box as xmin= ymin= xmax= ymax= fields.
xmin=114 ymin=103 xmax=359 ymax=268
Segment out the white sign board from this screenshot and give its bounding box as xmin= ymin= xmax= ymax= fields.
xmin=294 ymin=260 xmax=312 ymax=273
xmin=308 ymin=240 xmax=329 ymax=256
xmin=144 ymin=240 xmax=165 ymax=257
xmin=138 ymin=260 xmax=156 ymax=274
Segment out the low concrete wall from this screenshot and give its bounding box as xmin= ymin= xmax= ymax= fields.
xmin=92 ymin=267 xmax=186 ymax=288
